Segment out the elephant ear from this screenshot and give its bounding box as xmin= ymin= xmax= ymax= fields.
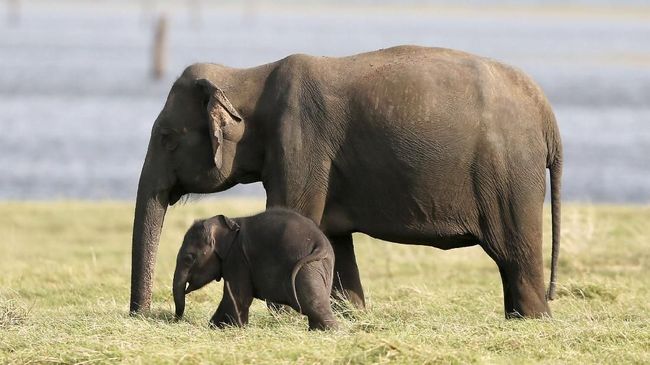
xmin=203 ymin=215 xmax=240 ymax=260
xmin=219 ymin=215 xmax=240 ymax=232
xmin=196 ymin=79 xmax=242 ymax=169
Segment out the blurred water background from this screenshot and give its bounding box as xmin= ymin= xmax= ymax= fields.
xmin=0 ymin=0 xmax=649 ymax=202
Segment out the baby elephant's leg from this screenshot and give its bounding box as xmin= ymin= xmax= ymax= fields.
xmin=210 ymin=281 xmax=252 ymax=328
xmin=294 ymin=263 xmax=338 ymax=330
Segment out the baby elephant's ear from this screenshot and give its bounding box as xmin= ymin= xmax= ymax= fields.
xmin=210 ymin=215 xmax=239 ymax=259
xmin=219 ymin=215 xmax=240 ymax=231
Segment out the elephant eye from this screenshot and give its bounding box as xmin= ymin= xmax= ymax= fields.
xmin=183 ymin=254 xmax=194 ymax=264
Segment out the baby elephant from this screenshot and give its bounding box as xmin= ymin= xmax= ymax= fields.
xmin=173 ymin=208 xmax=338 ymax=330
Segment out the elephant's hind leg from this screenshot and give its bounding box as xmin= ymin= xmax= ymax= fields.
xmin=496 ymin=256 xmax=549 ymax=318
xmin=329 ymin=234 xmax=365 ymax=309
xmin=497 ymin=265 xmax=514 ymax=318
xmin=479 ymin=194 xmax=550 ymax=318
xmin=294 ymin=264 xmax=338 ymax=330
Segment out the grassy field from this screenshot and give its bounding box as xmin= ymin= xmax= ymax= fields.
xmin=1 ymin=200 xmax=648 ymax=364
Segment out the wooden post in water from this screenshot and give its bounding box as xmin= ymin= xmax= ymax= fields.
xmin=152 ymin=14 xmax=168 ymax=80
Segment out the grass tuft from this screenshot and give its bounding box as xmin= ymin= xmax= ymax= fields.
xmin=0 ymin=292 xmax=30 ymax=328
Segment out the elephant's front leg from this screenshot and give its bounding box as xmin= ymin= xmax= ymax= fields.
xmin=209 ymin=281 xmax=252 ymax=328
xmin=330 ymin=234 xmax=365 ymax=309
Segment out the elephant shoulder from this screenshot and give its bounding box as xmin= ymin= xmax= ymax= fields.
xmin=270 ymin=54 xmax=342 ymax=120
xmin=275 ymin=53 xmax=324 ymax=81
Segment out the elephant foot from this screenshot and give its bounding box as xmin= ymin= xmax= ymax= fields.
xmin=502 ymin=275 xmax=551 ymax=319
xmin=345 ymin=291 xmax=365 ymax=310
xmin=497 ymin=261 xmax=551 ymax=319
xmin=308 ymin=317 xmax=339 ymax=331
xmin=209 ymin=316 xmax=246 ymax=329
xmin=305 ymin=305 xmax=339 ymax=330
xmin=505 ymin=309 xmax=551 ymax=319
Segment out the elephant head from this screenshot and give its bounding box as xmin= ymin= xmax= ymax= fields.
xmin=173 ymin=215 xmax=240 ymax=318
xmin=130 ymin=63 xmax=268 ymax=313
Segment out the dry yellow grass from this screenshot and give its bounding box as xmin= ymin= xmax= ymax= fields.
xmin=0 ymin=200 xmax=648 ymax=364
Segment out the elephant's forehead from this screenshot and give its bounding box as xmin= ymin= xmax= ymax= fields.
xmin=165 ymin=83 xmax=200 ymax=108
xmin=159 ymin=90 xmax=187 ymax=120
xmin=154 ymin=83 xmax=204 ymax=131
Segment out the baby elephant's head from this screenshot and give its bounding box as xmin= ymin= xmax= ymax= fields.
xmin=173 ymin=214 xmax=240 ymax=319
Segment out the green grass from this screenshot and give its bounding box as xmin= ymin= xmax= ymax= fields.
xmin=1 ymin=200 xmax=648 ymax=364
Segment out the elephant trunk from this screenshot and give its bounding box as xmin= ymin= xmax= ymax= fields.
xmin=129 ymin=159 xmax=170 ymax=314
xmin=173 ymin=266 xmax=189 ymax=318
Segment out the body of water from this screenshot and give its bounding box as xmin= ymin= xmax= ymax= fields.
xmin=1 ymin=2 xmax=649 ymax=202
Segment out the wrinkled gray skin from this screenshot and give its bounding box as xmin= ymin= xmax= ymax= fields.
xmin=132 ymin=45 xmax=562 ymax=319
xmin=173 ymin=208 xmax=337 ymax=330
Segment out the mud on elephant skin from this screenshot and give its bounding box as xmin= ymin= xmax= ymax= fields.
xmin=131 ymin=45 xmax=562 ymax=319
xmin=173 ymin=208 xmax=338 ymax=330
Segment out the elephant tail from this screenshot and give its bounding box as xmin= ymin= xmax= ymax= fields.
xmin=290 ymin=239 xmax=331 ymax=314
xmin=546 ymin=125 xmax=563 ymax=301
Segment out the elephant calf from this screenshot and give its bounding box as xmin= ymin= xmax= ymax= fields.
xmin=173 ymin=208 xmax=338 ymax=330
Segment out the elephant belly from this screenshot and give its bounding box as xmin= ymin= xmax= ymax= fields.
xmin=362 ymin=227 xmax=480 ymax=250
xmin=322 ymin=181 xmax=481 ymax=250
xmin=357 ymin=214 xmax=480 ymax=250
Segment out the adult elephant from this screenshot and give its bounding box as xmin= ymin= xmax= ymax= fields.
xmin=130 ymin=45 xmax=562 ymax=318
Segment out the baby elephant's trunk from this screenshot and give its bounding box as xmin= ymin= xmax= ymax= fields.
xmin=173 ymin=267 xmax=189 ymax=318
